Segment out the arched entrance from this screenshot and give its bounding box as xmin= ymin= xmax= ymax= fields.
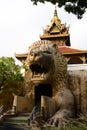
xmin=35 ymin=84 xmax=52 ymax=106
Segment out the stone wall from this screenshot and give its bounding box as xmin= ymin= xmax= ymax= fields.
xmin=13 ymin=95 xmax=34 ymax=113
xmin=0 ymin=92 xmax=13 ymax=111
xmin=68 ymin=64 xmax=87 ymax=116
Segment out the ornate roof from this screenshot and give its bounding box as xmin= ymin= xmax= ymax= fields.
xmin=40 ymin=6 xmax=69 ymax=39
xmin=47 ymin=6 xmax=61 ymax=33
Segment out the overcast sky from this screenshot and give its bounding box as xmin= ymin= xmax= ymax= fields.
xmin=0 ymin=0 xmax=87 ymax=60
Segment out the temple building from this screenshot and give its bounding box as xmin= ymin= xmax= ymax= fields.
xmin=15 ymin=7 xmax=87 ymax=64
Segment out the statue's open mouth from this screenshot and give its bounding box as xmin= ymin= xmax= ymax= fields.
xmin=30 ymin=63 xmax=49 ymax=80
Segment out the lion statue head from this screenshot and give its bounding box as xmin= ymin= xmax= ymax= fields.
xmin=24 ymin=40 xmax=68 ymax=97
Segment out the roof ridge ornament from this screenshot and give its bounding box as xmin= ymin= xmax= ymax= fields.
xmin=54 ymin=4 xmax=57 ymax=16
xmin=52 ymin=4 xmax=61 ymax=24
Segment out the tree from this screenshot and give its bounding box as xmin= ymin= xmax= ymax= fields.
xmin=31 ymin=0 xmax=87 ymax=18
xmin=0 ymin=57 xmax=24 ymax=94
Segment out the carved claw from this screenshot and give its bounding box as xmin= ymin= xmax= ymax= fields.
xmin=48 ymin=116 xmax=60 ymax=127
xmin=48 ymin=109 xmax=73 ymax=127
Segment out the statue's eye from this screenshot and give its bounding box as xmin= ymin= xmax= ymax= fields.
xmin=43 ymin=51 xmax=51 ymax=54
xmin=30 ymin=51 xmax=33 ymax=56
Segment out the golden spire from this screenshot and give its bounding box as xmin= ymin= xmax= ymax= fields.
xmin=50 ymin=4 xmax=61 ymax=25
xmin=54 ymin=4 xmax=57 ymax=16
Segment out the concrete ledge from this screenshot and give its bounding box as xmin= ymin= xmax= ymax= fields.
xmin=67 ymin=64 xmax=87 ymax=71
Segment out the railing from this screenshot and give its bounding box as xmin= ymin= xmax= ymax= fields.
xmin=28 ymin=106 xmax=35 ymax=125
xmin=0 ymin=105 xmax=4 ymax=116
xmin=0 ymin=105 xmax=16 ymax=123
xmin=5 ymin=106 xmax=16 ymax=116
xmin=0 ymin=105 xmax=4 ymax=123
xmin=28 ymin=106 xmax=44 ymax=126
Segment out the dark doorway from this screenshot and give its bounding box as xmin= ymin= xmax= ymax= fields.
xmin=35 ymin=84 xmax=52 ymax=106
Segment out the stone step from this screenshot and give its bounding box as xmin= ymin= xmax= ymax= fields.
xmin=5 ymin=116 xmax=28 ymax=122
xmin=0 ymin=113 xmax=31 ymax=130
xmin=0 ymin=125 xmax=3 ymax=130
xmin=2 ymin=122 xmax=30 ymax=130
xmin=17 ymin=112 xmax=30 ymax=117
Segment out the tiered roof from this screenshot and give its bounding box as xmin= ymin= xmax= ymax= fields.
xmin=40 ymin=6 xmax=70 ymax=45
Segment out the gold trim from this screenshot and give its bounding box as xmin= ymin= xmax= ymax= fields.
xmin=40 ymin=34 xmax=69 ymax=39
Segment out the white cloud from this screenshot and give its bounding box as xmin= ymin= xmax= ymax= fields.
xmin=0 ymin=0 xmax=87 ymax=58
xmin=70 ymin=13 xmax=87 ymax=49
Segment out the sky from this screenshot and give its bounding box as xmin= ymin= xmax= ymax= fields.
xmin=0 ymin=0 xmax=87 ymax=61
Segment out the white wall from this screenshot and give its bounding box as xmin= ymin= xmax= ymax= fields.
xmin=67 ymin=64 xmax=87 ymax=71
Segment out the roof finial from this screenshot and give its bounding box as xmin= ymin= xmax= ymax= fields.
xmin=54 ymin=4 xmax=57 ymax=16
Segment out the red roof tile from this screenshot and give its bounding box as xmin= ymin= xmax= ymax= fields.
xmin=15 ymin=46 xmax=87 ymax=59
xmin=58 ymin=46 xmax=87 ymax=54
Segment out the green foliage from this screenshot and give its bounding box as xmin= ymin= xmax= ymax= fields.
xmin=31 ymin=0 xmax=87 ymax=18
xmin=0 ymin=57 xmax=24 ymax=94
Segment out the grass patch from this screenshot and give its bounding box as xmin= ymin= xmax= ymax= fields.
xmin=41 ymin=115 xmax=87 ymax=130
xmin=42 ymin=122 xmax=87 ymax=130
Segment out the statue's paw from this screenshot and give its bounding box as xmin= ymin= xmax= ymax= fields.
xmin=48 ymin=116 xmax=63 ymax=127
xmin=48 ymin=109 xmax=73 ymax=127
